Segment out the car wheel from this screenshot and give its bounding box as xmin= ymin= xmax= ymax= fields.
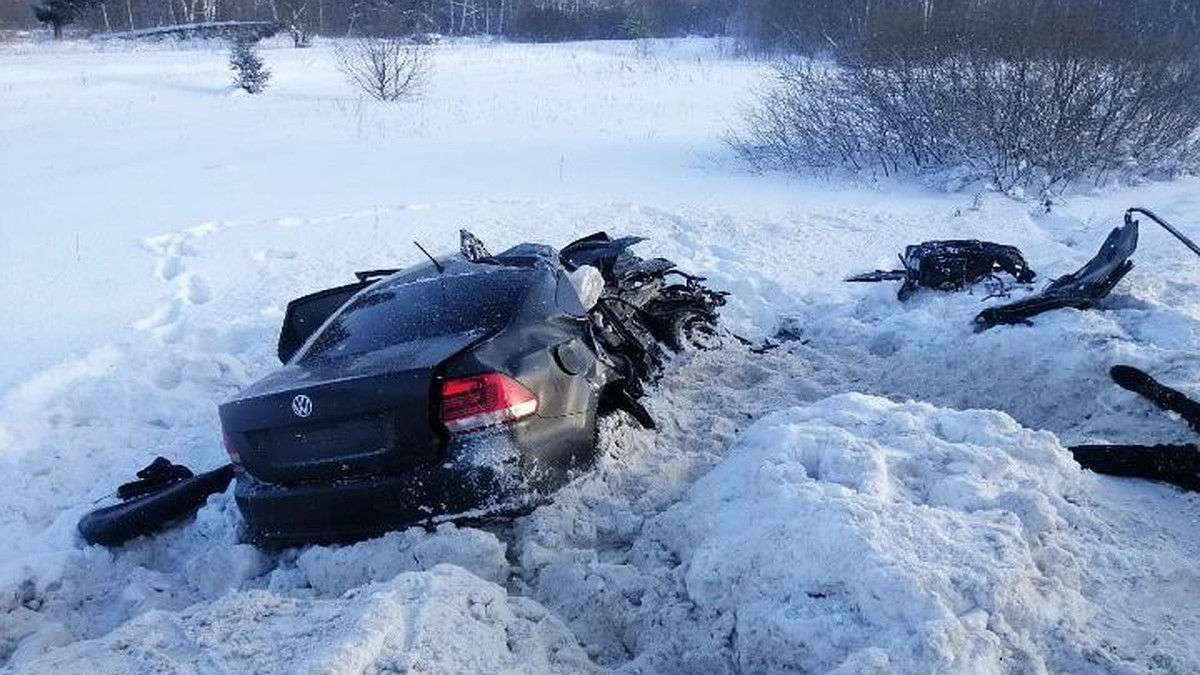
xmin=665 ymin=310 xmax=720 ymax=351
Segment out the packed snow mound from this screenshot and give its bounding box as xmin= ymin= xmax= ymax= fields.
xmin=628 ymin=394 xmax=1095 ymax=674
xmin=1 ymin=509 xmax=517 ymax=670
xmin=289 ymin=525 xmax=510 ymax=596
xmin=14 ymin=564 xmax=593 ymax=675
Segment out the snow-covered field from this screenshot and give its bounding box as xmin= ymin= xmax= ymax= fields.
xmin=2 ymin=36 xmax=1200 ymax=674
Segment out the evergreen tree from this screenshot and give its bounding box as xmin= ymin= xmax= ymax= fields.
xmin=229 ymin=39 xmax=271 ymax=94
xmin=30 ymin=0 xmax=95 ymax=39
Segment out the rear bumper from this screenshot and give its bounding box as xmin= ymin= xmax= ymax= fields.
xmin=234 ymin=431 xmax=541 ymax=544
xmin=234 ymin=411 xmax=597 ymax=544
xmin=235 ymin=463 xmax=526 ymax=544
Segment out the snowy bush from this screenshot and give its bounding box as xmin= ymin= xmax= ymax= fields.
xmin=731 ymin=10 xmax=1200 ymax=197
xmin=228 ymin=38 xmax=270 ymax=93
xmin=334 ymin=37 xmax=430 ymax=102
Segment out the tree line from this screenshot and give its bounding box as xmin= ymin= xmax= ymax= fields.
xmin=736 ymin=0 xmax=1200 ymax=55
xmin=9 ymin=0 xmax=1200 ymax=51
xmin=10 ymin=0 xmax=738 ymax=40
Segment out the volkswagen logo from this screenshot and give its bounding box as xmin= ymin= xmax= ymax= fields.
xmin=291 ymin=394 xmax=313 ymax=418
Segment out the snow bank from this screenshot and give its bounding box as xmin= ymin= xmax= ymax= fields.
xmin=510 ymin=393 xmax=1107 ymax=674
xmin=646 ymin=394 xmax=1092 ymax=674
xmin=15 ymin=564 xmax=593 ymax=674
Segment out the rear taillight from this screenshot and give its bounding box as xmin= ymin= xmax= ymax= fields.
xmin=222 ymin=433 xmax=242 ymax=464
xmin=439 ymin=373 xmax=538 ymax=433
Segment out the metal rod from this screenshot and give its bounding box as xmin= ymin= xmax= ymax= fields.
xmin=1126 ymin=207 xmax=1200 ymax=259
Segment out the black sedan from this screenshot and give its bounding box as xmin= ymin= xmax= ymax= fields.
xmin=217 ymin=232 xmax=723 ymax=544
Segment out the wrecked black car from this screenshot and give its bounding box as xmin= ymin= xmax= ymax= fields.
xmin=214 ymin=231 xmax=723 ymax=544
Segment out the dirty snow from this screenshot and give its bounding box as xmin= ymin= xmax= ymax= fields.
xmin=2 ymin=36 xmax=1199 ymax=674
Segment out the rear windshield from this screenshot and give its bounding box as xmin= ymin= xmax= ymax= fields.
xmin=296 ymin=268 xmax=534 ymax=364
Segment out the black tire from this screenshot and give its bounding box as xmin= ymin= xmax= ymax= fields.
xmin=78 ymin=464 xmax=235 ymax=547
xmin=668 ymin=311 xmax=720 ymax=351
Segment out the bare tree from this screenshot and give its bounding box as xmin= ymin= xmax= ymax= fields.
xmin=334 ymin=37 xmax=431 ymax=102
xmin=731 ymin=4 xmax=1200 ymax=196
xmin=271 ymin=0 xmax=313 ymax=46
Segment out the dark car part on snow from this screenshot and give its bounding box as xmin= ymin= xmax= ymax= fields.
xmin=975 ymin=208 xmax=1200 ymax=330
xmin=849 ymin=208 xmax=1195 ymax=330
xmin=1110 ymin=364 xmax=1200 ymax=434
xmin=973 ymin=218 xmax=1138 ymax=330
xmin=1069 ymin=443 xmax=1200 ymax=492
xmin=1069 ymin=365 xmax=1200 ymax=492
xmin=846 ymin=240 xmax=1036 ymax=301
xmin=78 ymin=461 xmax=234 ymax=546
xmin=116 ymin=456 xmax=195 ymax=500
xmin=216 ymin=230 xmax=723 ymax=544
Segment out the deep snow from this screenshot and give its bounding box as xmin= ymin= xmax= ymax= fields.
xmin=1 ymin=36 xmax=1199 ymax=674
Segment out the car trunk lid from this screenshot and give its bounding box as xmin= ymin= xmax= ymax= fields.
xmin=220 ymin=329 xmax=484 ymax=484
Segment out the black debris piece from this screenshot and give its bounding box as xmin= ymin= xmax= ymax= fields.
xmin=1110 ymin=364 xmax=1200 ymax=434
xmin=117 ymin=456 xmax=195 ymax=501
xmin=1069 ymin=365 xmax=1200 ymax=492
xmin=974 ymin=219 xmax=1137 ymax=330
xmin=81 ymin=464 xmax=235 ymax=546
xmin=847 ymin=240 xmax=1036 ymax=301
xmin=1069 ymin=444 xmax=1200 ymax=491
